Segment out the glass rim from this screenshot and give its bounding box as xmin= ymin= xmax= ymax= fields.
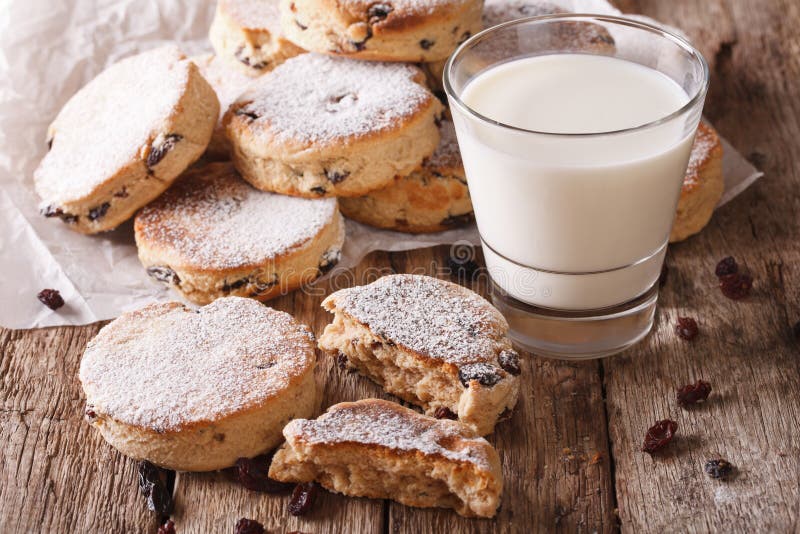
xmin=442 ymin=13 xmax=710 ymax=138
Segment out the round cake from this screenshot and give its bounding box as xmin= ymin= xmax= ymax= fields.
xmin=34 ymin=45 xmax=219 ymax=234
xmin=79 ymin=297 xmax=318 ymax=471
xmin=224 ymin=53 xmax=443 ymax=197
xmin=279 ymin=0 xmax=483 ymax=62
xmin=339 ymin=119 xmax=473 ymax=233
xmin=134 ymin=162 xmax=345 ymax=304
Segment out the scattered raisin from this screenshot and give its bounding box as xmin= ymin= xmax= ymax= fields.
xmin=642 ymin=419 xmax=678 ymax=454
xmin=447 ymin=253 xmax=479 ymax=282
xmin=37 ymin=288 xmax=64 ymax=310
xmin=675 ymin=317 xmax=699 ymax=340
xmin=295 ymin=18 xmax=308 ymax=30
xmin=222 ymin=277 xmax=250 ymax=293
xmin=458 ymin=363 xmax=501 ymax=388
xmin=235 ymin=46 xmax=268 ymax=70
xmin=235 ymin=518 xmax=265 ymax=534
xmin=368 ymin=3 xmax=393 ymax=24
xmin=88 ymin=202 xmax=110 ymax=221
xmin=704 ymin=458 xmax=734 ymax=479
xmin=310 ymin=186 xmax=327 ymax=195
xmin=419 ymin=39 xmax=435 ymax=50
xmin=157 ymin=519 xmax=176 ymax=534
xmin=336 ymin=352 xmax=349 ymax=371
xmin=47 ymin=137 xmax=53 ymax=151
xmin=137 ymin=460 xmax=173 ymax=514
xmin=288 ymin=482 xmax=318 ymax=516
xmin=715 ymin=256 xmax=738 ymax=277
xmin=498 ymin=349 xmax=521 ymax=376
xmin=719 ymin=273 xmax=753 ymax=299
xmin=146 ymin=266 xmax=180 ymax=286
xmin=114 ymin=187 xmax=130 ymax=198
xmin=676 ymin=380 xmax=712 ymax=407
xmin=85 ymin=406 xmax=97 ymax=421
xmin=147 ymin=134 xmax=182 ymax=167
xmin=41 ymin=205 xmax=78 ymax=224
xmin=434 ymin=407 xmax=457 ymax=420
xmin=236 ymin=455 xmax=293 ymax=493
xmin=457 ymin=31 xmax=471 ymax=45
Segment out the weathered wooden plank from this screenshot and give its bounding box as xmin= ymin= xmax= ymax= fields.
xmin=605 ymin=0 xmax=800 ymax=531
xmin=0 ymin=325 xmax=161 ymax=533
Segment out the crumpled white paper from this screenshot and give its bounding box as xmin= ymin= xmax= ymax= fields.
xmin=0 ymin=0 xmax=762 ymax=329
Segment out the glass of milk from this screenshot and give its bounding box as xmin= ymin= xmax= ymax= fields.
xmin=444 ymin=15 xmax=709 ymax=359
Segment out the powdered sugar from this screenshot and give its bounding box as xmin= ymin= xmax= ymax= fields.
xmin=339 ymin=0 xmax=477 ymax=16
xmin=684 ymin=122 xmax=720 ymax=187
xmin=136 ymin=163 xmax=339 ymax=270
xmin=327 ymin=274 xmax=509 ymax=367
xmin=483 ymin=0 xmax=566 ymax=28
xmin=286 ymin=399 xmax=495 ymax=470
xmin=34 ymin=45 xmax=191 ymax=204
xmin=220 ymin=0 xmax=282 ymax=32
xmin=79 ymin=297 xmax=315 ymax=431
xmin=234 ymin=54 xmax=433 ymax=146
xmin=426 ymin=119 xmax=462 ymax=171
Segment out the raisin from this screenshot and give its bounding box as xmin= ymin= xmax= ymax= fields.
xmin=659 ymin=263 xmax=669 ymax=287
xmin=235 ymin=46 xmax=268 ymax=70
xmin=146 ymin=266 xmax=180 ymax=286
xmin=704 ymin=458 xmax=734 ymax=479
xmin=137 ymin=460 xmax=173 ymax=514
xmin=114 ymin=187 xmax=130 ymax=198
xmin=498 ymin=349 xmax=521 ymax=376
xmin=37 ymin=288 xmax=64 ymax=310
xmin=235 ymin=108 xmax=259 ymax=121
xmin=295 ymin=19 xmax=308 ymax=30
xmin=157 ymin=519 xmax=176 ymax=534
xmin=319 ymin=248 xmax=341 ymax=274
xmin=458 ymin=363 xmax=501 ymax=388
xmin=47 ymin=137 xmax=53 ymax=151
xmin=236 ymin=455 xmax=293 ymax=493
xmin=457 ymin=31 xmax=471 ymax=45
xmin=336 ymin=352 xmax=349 ymax=371
xmin=350 ymin=26 xmax=373 ymax=50
xmin=310 ymin=186 xmax=327 ymax=195
xmin=368 ymin=3 xmax=393 ymax=24
xmin=642 ymin=419 xmax=678 ymax=454
xmin=719 ymin=273 xmax=753 ymax=299
xmin=147 ymin=134 xmax=182 ymax=168
xmin=715 ymin=256 xmax=738 ymax=277
xmin=675 ymin=317 xmax=699 ymax=340
xmin=222 ymin=277 xmax=250 ymax=292
xmin=433 ymin=407 xmax=457 ymax=420
xmin=325 ymin=169 xmax=350 ymax=184
xmin=419 ymin=39 xmax=435 ymax=50
xmin=41 ymin=205 xmax=78 ymax=224
xmin=235 ymin=518 xmax=265 ymax=534
xmin=676 ymin=380 xmax=712 ymax=407
xmin=288 ymin=482 xmax=318 ymax=516
xmin=441 ymin=213 xmax=473 ymax=227
xmin=88 ymin=202 xmax=110 ymax=221
xmin=85 ymin=406 xmax=97 ymax=421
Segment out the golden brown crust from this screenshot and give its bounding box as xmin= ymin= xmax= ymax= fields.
xmin=670 ymin=122 xmax=724 ymax=242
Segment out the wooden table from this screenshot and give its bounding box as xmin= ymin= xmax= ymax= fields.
xmin=2 ymin=1 xmax=798 ymax=532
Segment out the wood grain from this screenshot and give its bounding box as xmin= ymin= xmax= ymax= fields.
xmin=2 ymin=1 xmax=799 ymax=532
xmin=609 ymin=0 xmax=800 ymax=531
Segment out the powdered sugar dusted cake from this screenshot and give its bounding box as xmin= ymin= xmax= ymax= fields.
xmin=134 ymin=162 xmax=344 ymax=304
xmin=339 ymin=119 xmax=473 ymax=233
xmin=269 ymin=399 xmax=503 ymax=517
xmin=210 ymin=0 xmax=304 ymax=75
xmin=319 ymin=274 xmax=521 ymax=435
xmin=79 ymin=297 xmax=318 ymax=471
xmin=224 ymin=53 xmax=443 ymax=197
xmin=34 ymin=45 xmax=219 ymax=234
xmin=279 ymin=0 xmax=483 ymax=62
xmin=670 ymin=122 xmax=724 ymax=242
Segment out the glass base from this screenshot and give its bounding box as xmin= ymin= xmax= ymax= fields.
xmin=490 ymin=281 xmax=658 ymax=360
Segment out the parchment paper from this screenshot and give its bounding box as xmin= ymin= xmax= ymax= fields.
xmin=0 ymin=0 xmax=763 ymax=329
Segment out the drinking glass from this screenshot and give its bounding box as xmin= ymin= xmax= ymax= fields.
xmin=444 ymin=15 xmax=709 ymax=359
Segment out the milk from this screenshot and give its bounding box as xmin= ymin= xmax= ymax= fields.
xmin=453 ymin=54 xmax=696 ymax=310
